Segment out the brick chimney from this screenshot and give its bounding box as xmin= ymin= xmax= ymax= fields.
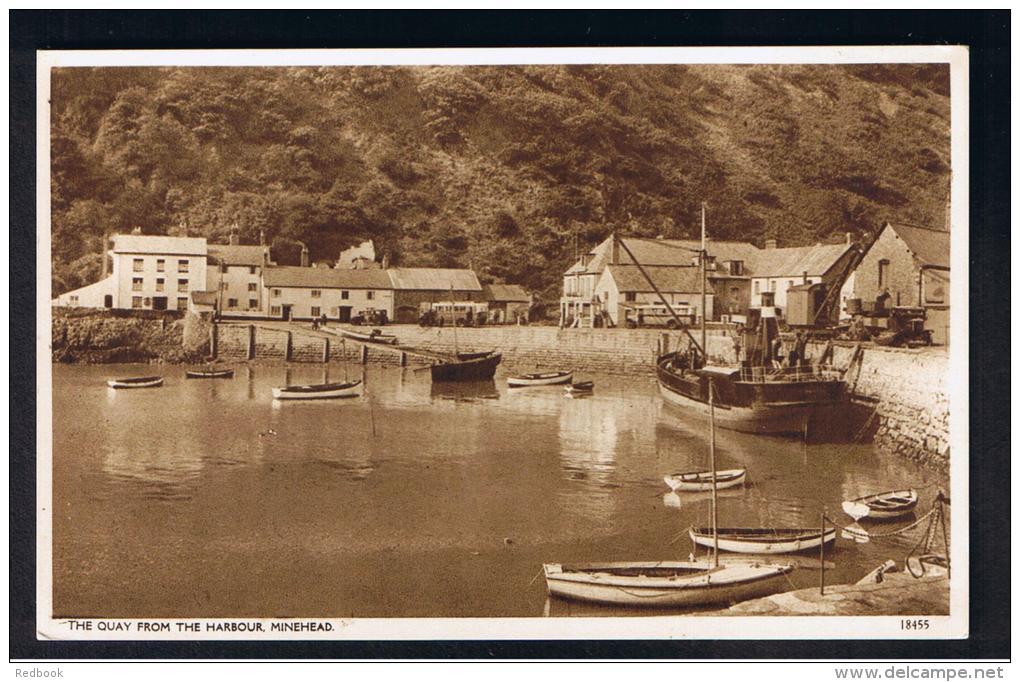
xmin=611 ymin=234 xmax=621 ymax=265
xmin=846 ymin=232 xmax=853 ymax=245
xmin=382 ymin=253 xmax=390 ymax=269
xmin=101 ymin=232 xmax=110 ymax=277
xmin=765 ymin=238 xmax=777 ymax=250
xmin=259 ymin=230 xmax=266 ymax=246
xmin=300 ymin=245 xmax=310 ymax=267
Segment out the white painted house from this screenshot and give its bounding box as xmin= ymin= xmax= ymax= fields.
xmin=53 ymin=233 xmax=208 ymax=312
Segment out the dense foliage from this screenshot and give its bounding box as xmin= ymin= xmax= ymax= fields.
xmin=50 ymin=64 xmax=950 ymax=300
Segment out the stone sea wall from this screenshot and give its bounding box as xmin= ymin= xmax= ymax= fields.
xmin=52 ymin=307 xmax=207 ymax=364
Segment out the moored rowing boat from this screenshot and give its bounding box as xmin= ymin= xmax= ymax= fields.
xmin=841 ymin=488 xmax=918 ymax=521
xmin=185 ymin=368 xmax=234 ymax=379
xmin=507 ymin=370 xmax=572 ymax=387
xmin=543 ymin=560 xmax=793 ymax=607
xmin=663 ymin=468 xmax=747 ymax=492
xmin=689 ymin=526 xmax=837 ymax=554
xmin=107 ymin=376 xmax=163 ymax=389
xmin=272 ymin=379 xmax=362 ymax=400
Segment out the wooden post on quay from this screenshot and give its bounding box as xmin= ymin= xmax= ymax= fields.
xmin=246 ymin=325 xmax=255 ymax=360
xmin=361 ymin=344 xmax=369 ymax=365
xmin=285 ymin=331 xmax=293 ymax=362
xmin=322 ymin=338 xmax=330 ymax=363
xmin=400 ymin=351 xmax=408 ymax=367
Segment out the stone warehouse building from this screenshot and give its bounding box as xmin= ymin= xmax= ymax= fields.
xmin=388 ymin=268 xmax=485 ymax=324
xmin=839 ymin=222 xmax=950 ymax=345
xmin=560 ymin=234 xmax=856 ymax=327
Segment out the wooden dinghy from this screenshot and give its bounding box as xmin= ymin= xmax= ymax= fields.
xmin=507 ymin=370 xmax=573 ymax=387
xmin=430 ymin=351 xmax=502 ymax=382
xmin=271 ymin=379 xmax=362 ymax=400
xmin=106 ymin=376 xmax=163 ymax=389
xmin=689 ymin=526 xmax=836 ymax=555
xmin=543 ymin=560 xmax=793 ymax=607
xmin=339 ymin=328 xmax=398 ymax=345
xmin=564 ymin=381 xmax=594 ymax=396
xmin=664 ymin=468 xmax=747 ymax=492
xmin=185 ymin=368 xmax=234 ymax=379
xmin=841 ymin=488 xmax=918 ymax=521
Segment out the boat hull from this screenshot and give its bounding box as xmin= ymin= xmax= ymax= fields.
xmin=689 ymin=527 xmax=837 ymax=554
xmin=185 ymin=369 xmax=234 ymax=379
xmin=431 ymin=352 xmax=502 ymax=382
xmin=507 ymin=371 xmax=572 ymax=387
xmin=842 ymin=489 xmax=918 ymax=520
xmin=339 ymin=329 xmax=397 ymax=344
xmin=543 ymin=561 xmax=793 ymax=607
xmin=107 ymin=377 xmax=163 ymax=389
xmin=272 ymin=380 xmax=362 ymax=400
xmin=664 ymin=469 xmax=747 ymax=492
xmin=656 ymin=352 xmax=844 ymax=436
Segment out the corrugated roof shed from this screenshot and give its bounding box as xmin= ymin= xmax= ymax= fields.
xmin=208 ymin=244 xmax=270 ymax=266
xmin=606 ymin=265 xmax=714 ymax=294
xmin=888 ymin=223 xmax=950 ymax=268
xmin=112 ymin=234 xmax=207 ymax=256
xmin=748 ymin=243 xmax=853 ymax=278
xmin=264 ymin=266 xmax=392 ymax=289
xmin=387 ymin=268 xmax=482 ymax=291
xmin=484 ymin=284 xmax=531 ymax=302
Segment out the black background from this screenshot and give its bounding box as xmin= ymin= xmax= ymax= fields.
xmin=9 ymin=10 xmax=1010 ymax=660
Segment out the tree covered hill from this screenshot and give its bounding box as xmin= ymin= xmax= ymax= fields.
xmin=50 ymin=64 xmax=950 ymax=300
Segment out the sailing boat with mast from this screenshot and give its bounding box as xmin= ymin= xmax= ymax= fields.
xmin=649 ymin=204 xmax=845 ymax=435
xmin=429 ymin=286 xmax=502 ymax=382
xmin=542 ymin=377 xmax=794 ymax=608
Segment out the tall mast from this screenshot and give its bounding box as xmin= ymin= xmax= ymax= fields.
xmin=700 ymin=203 xmax=708 ymax=361
xmin=450 ymin=284 xmax=460 ymax=357
xmin=709 ymin=378 xmax=719 ymax=567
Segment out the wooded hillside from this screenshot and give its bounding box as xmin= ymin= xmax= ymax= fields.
xmin=50 ymin=64 xmax=951 ymax=299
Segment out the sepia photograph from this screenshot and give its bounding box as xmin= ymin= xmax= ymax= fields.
xmin=33 ymin=44 xmax=971 ymax=642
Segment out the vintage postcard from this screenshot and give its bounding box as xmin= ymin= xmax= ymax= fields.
xmin=36 ymin=45 xmax=968 ymax=641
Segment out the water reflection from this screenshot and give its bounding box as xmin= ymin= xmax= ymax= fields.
xmin=430 ymin=380 xmax=500 ymax=403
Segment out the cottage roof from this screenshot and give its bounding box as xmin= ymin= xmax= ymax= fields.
xmin=387 ymin=268 xmax=482 ymax=291
xmin=112 ymin=234 xmax=207 ymax=256
xmin=888 ymin=223 xmax=950 ymax=268
xmin=566 ymin=236 xmax=760 ymax=276
xmin=208 ymin=244 xmax=270 ymax=267
xmin=483 ymin=283 xmax=531 ymax=302
xmin=606 ymin=265 xmax=714 ymax=295
xmin=748 ymin=243 xmax=854 ymax=278
xmin=263 ymin=266 xmax=392 ymax=289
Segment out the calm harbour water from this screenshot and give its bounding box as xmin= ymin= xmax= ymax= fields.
xmin=52 ymin=363 xmax=947 ymax=618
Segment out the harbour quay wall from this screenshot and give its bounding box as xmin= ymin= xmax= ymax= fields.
xmin=51 ymin=307 xmax=207 ymax=363
xmin=810 ymin=341 xmax=950 ymax=473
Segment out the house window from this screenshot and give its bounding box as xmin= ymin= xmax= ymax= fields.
xmin=311 ymin=289 xmax=322 ymax=298
xmin=366 ymin=291 xmax=375 ymax=300
xmin=132 ymin=296 xmax=143 ymax=308
xmin=177 ymin=297 xmax=188 ymax=311
xmin=156 ymin=278 xmax=165 ymax=292
xmin=178 ymin=278 xmax=189 ymax=292
xmin=311 ymin=306 xmax=321 ymax=318
xmin=156 ymin=259 xmax=165 ymax=272
xmin=753 ymin=281 xmax=760 ymax=295
xmin=788 ymin=280 xmax=795 ymax=288
xmin=133 ymin=258 xmax=144 ymax=272
xmin=249 ymin=265 xmax=257 ymax=275
xmin=178 ymin=259 xmax=189 ymax=273
xmin=341 ymin=290 xmax=349 ymax=300
xmin=624 ymin=292 xmax=636 ymax=302
xmin=132 ymin=277 xmax=143 ymax=291
xmin=69 ymin=295 xmax=79 ymax=306
xmin=878 ymin=259 xmax=890 ymax=288
xmin=248 ymin=299 xmax=258 ymax=310
xmin=270 ymin=305 xmax=281 ymax=316
xmin=247 ymin=283 xmax=258 ymax=292
xmin=272 ymin=289 xmax=281 ymax=298
xmin=227 ymin=298 xmax=238 ymax=308
xmin=729 ymin=260 xmax=744 ymax=276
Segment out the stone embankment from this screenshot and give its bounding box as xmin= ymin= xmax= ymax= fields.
xmin=51 ymin=308 xmax=209 ymax=363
